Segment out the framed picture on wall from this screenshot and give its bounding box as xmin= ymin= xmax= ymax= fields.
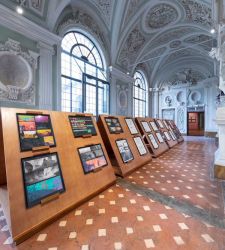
xmin=69 ymin=115 xmax=97 ymax=137
xmin=125 ymin=118 xmax=138 ymax=135
xmin=78 ymin=144 xmax=108 ymax=174
xmin=105 ymin=117 xmax=123 ymax=134
xmin=21 ymin=152 xmax=65 ymax=208
xmin=156 ymin=132 xmax=164 ymax=143
xmin=150 ymin=121 xmax=158 ymax=131
xmin=17 ymin=114 xmax=56 ymax=152
xmin=116 ymin=139 xmax=134 ymax=163
xmin=148 ymin=134 xmax=159 ymax=149
xmin=133 ymin=136 xmax=147 ymax=156
xmin=141 ymin=121 xmax=151 ymax=133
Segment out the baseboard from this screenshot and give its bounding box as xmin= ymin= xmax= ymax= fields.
xmin=204 ymin=131 xmax=217 ymax=138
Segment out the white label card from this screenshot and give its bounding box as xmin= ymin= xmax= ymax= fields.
xmin=133 ymin=137 xmax=147 ymax=156
xmin=148 ymin=134 xmax=159 ymax=149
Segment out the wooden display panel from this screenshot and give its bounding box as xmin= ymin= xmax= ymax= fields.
xmin=135 ymin=117 xmax=169 ymax=157
xmin=97 ymin=115 xmax=152 ymax=177
xmin=167 ymin=120 xmax=184 ymax=143
xmin=0 ymin=108 xmax=116 ymax=245
xmin=155 ymin=119 xmax=178 ymax=148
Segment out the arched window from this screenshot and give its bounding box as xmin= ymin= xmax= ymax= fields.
xmin=61 ymin=31 xmax=109 ymax=115
xmin=133 ymin=71 xmax=148 ymax=117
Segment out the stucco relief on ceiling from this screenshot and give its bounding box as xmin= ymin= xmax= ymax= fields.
xmin=118 ymin=28 xmax=145 ymax=68
xmin=145 ymin=4 xmax=178 ymax=29
xmin=170 ymin=40 xmax=182 ymax=48
xmin=92 ymin=0 xmax=113 ymax=27
xmin=181 ymin=0 xmax=212 ymax=27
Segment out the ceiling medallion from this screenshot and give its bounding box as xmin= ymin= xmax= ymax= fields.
xmin=170 ymin=40 xmax=182 ymax=48
xmin=146 ymin=4 xmax=178 ymax=29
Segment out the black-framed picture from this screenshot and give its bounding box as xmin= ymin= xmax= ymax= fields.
xmin=149 ymin=121 xmax=158 ymax=131
xmin=157 ymin=120 xmax=164 ymax=129
xmin=105 ymin=117 xmax=123 ymax=134
xmin=69 ymin=115 xmax=97 ymax=137
xmin=78 ymin=144 xmax=108 ymax=174
xmin=141 ymin=121 xmax=151 ymax=133
xmin=133 ymin=136 xmax=147 ymax=156
xmin=164 ymin=131 xmax=171 ymax=141
xmin=156 ymin=132 xmax=164 ymax=143
xmin=17 ymin=114 xmax=56 ymax=152
xmin=163 ymin=120 xmax=170 ymax=130
xmin=169 ymin=130 xmax=177 ymax=141
xmin=125 ymin=118 xmax=138 ymax=135
xmin=116 ymin=139 xmax=134 ymax=163
xmin=21 ymin=152 xmax=65 ymax=208
xmin=148 ymin=134 xmax=159 ymax=149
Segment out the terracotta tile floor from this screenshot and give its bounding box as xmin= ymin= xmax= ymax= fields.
xmin=0 ymin=136 xmax=225 ymax=250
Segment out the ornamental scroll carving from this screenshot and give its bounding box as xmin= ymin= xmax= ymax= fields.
xmin=0 ymin=39 xmax=38 ymax=104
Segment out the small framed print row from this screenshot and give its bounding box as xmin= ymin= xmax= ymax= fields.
xmin=156 ymin=120 xmax=164 ymax=129
xmin=169 ymin=130 xmax=177 ymax=141
xmin=17 ymin=114 xmax=56 ymax=151
xmin=150 ymin=121 xmax=158 ymax=131
xmin=141 ymin=121 xmax=151 ymax=133
xmin=148 ymin=134 xmax=159 ymax=149
xmin=116 ymin=139 xmax=134 ymax=163
xmin=164 ymin=131 xmax=171 ymax=141
xmin=125 ymin=118 xmax=138 ymax=135
xmin=156 ymin=132 xmax=164 ymax=143
xmin=133 ymin=136 xmax=147 ymax=156
xmin=105 ymin=117 xmax=123 ymax=134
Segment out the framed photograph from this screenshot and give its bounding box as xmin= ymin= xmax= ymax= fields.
xmin=78 ymin=144 xmax=108 ymax=174
xmin=156 ymin=132 xmax=164 ymax=143
xmin=150 ymin=121 xmax=158 ymax=131
xmin=69 ymin=115 xmax=97 ymax=137
xmin=164 ymin=131 xmax=171 ymax=141
xmin=141 ymin=121 xmax=151 ymax=133
xmin=163 ymin=120 xmax=170 ymax=130
xmin=21 ymin=153 xmax=65 ymax=208
xmin=105 ymin=117 xmax=123 ymax=134
xmin=169 ymin=130 xmax=177 ymax=141
xmin=116 ymin=139 xmax=134 ymax=163
xmin=148 ymin=134 xmax=159 ymax=149
xmin=17 ymin=114 xmax=56 ymax=152
xmin=157 ymin=120 xmax=164 ymax=129
xmin=133 ymin=136 xmax=147 ymax=156
xmin=125 ymin=118 xmax=138 ymax=135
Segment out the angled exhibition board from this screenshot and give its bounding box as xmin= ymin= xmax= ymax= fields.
xmin=97 ymin=115 xmax=152 ymax=177
xmin=135 ymin=117 xmax=169 ymax=157
xmin=167 ymin=120 xmax=184 ymax=143
xmin=0 ymin=108 xmax=116 ymax=244
xmin=155 ymin=119 xmax=178 ymax=148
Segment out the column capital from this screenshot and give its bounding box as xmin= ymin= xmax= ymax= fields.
xmin=37 ymin=42 xmax=55 ymax=55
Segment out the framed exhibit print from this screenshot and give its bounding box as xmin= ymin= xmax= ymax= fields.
xmin=116 ymin=139 xmax=134 ymax=163
xmin=148 ymin=134 xmax=159 ymax=149
xmin=164 ymin=131 xmax=171 ymax=141
xmin=163 ymin=120 xmax=170 ymax=130
xmin=69 ymin=115 xmax=97 ymax=137
xmin=150 ymin=121 xmax=158 ymax=131
xmin=156 ymin=132 xmax=164 ymax=143
xmin=141 ymin=121 xmax=151 ymax=133
xmin=17 ymin=114 xmax=56 ymax=151
xmin=125 ymin=118 xmax=138 ymax=135
xmin=21 ymin=153 xmax=65 ymax=208
xmin=133 ymin=136 xmax=147 ymax=156
xmin=105 ymin=117 xmax=123 ymax=134
xmin=157 ymin=120 xmax=164 ymax=128
xmin=169 ymin=130 xmax=176 ymax=141
xmin=78 ymin=144 xmax=108 ymax=174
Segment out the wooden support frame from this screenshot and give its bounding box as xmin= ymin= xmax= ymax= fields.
xmin=155 ymin=119 xmax=178 ymax=148
xmin=135 ymin=117 xmax=169 ymax=157
xmin=97 ymin=115 xmax=152 ymax=177
xmin=167 ymin=120 xmax=184 ymax=143
xmin=0 ymin=108 xmax=116 ymax=245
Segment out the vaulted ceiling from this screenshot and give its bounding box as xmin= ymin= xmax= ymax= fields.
xmin=0 ymin=0 xmax=216 ymax=87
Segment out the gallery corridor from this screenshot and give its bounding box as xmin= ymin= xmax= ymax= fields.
xmin=0 ymin=137 xmax=224 ymax=250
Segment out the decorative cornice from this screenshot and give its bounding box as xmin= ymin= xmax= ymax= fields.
xmin=0 ymin=4 xmax=61 ymax=46
xmin=109 ymin=66 xmax=134 ymax=83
